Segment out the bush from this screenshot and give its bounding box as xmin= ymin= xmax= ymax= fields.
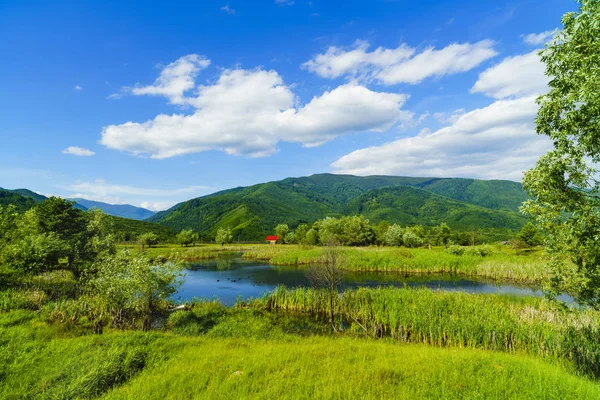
xmin=446 ymin=245 xmax=465 ymax=256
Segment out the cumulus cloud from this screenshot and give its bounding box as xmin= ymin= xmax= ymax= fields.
xmin=303 ymin=40 xmax=497 ymax=84
xmin=331 ymin=96 xmax=551 ymax=181
xmin=67 ymin=179 xmax=213 ymax=211
xmin=522 ymin=30 xmax=553 ymax=45
xmin=125 ymin=54 xmax=211 ymax=105
xmin=74 ymin=85 xmax=83 ymax=91
xmin=471 ymin=50 xmax=549 ymax=99
xmin=63 ymin=146 xmax=95 ymax=156
xmin=101 ymin=57 xmax=412 ymax=159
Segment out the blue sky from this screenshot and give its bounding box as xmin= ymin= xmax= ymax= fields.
xmin=0 ymin=0 xmax=573 ymax=210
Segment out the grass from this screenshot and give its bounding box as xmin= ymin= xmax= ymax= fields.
xmin=121 ymin=243 xmax=549 ymax=284
xmin=105 ymin=337 xmax=600 ymax=400
xmin=256 ymin=286 xmax=600 ymax=376
xmin=2 ymin=308 xmax=600 ymax=400
xmin=243 ymin=244 xmax=549 ymax=283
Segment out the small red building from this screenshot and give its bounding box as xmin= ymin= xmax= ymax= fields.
xmin=266 ymin=235 xmax=279 ymax=245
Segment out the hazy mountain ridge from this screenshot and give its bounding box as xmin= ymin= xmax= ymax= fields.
xmin=68 ymin=198 xmax=155 ymax=221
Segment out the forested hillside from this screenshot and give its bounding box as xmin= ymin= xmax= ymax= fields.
xmin=0 ymin=189 xmax=174 ymax=241
xmin=149 ymin=174 xmax=529 ymax=240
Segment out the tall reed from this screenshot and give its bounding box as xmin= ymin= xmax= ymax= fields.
xmin=256 ymin=286 xmax=600 ymax=377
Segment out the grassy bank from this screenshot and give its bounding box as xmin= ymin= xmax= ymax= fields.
xmin=254 ymin=286 xmax=600 ymax=376
xmin=243 ymin=244 xmax=548 ymax=283
xmin=121 ymin=243 xmax=549 ymax=284
xmin=2 ymin=308 xmax=600 ymax=400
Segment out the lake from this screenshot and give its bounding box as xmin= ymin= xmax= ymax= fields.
xmin=177 ymin=255 xmax=568 ymax=305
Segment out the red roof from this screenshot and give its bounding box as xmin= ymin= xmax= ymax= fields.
xmin=266 ymin=236 xmax=279 ymax=241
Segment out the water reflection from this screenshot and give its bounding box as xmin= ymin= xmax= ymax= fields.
xmin=178 ymin=256 xmax=569 ymax=306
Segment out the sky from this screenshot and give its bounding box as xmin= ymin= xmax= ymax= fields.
xmin=0 ymin=0 xmax=574 ymax=211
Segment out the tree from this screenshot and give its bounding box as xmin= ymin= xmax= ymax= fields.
xmin=294 ymin=223 xmax=310 ymax=244
xmin=306 ymin=239 xmax=345 ymax=323
xmin=215 ymin=227 xmax=233 ymax=246
xmin=521 ymin=0 xmax=600 ymax=307
xmin=374 ymin=220 xmax=390 ymax=246
xmin=338 ymin=215 xmax=374 ymax=246
xmin=402 ymin=230 xmax=423 ymax=248
xmin=434 ymin=223 xmax=452 ymax=246
xmin=139 ymin=232 xmax=159 ymax=250
xmin=317 ymin=217 xmax=341 ymax=245
xmin=284 ymin=231 xmax=296 ymax=244
xmin=517 ymin=222 xmax=543 ymax=249
xmin=176 ymin=229 xmax=198 ymax=247
xmin=275 ymin=224 xmax=289 ymax=244
xmin=384 ymin=224 xmax=405 ymax=246
xmin=304 ymin=228 xmax=319 ymax=246
xmin=86 ymin=250 xmax=183 ymax=331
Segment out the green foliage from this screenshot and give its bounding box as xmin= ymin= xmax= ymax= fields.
xmin=521 ymin=0 xmax=600 ymax=308
xmin=79 ymin=250 xmax=183 ymax=331
xmin=176 ymin=229 xmax=198 ymax=247
xmin=0 ymin=189 xmax=37 ymax=212
xmin=274 ymin=223 xmax=289 ymax=243
xmin=384 ymin=224 xmax=404 ymax=246
xmin=402 ymin=230 xmax=423 ymax=248
xmin=434 ymin=222 xmax=452 ymax=245
xmin=517 ymin=222 xmax=543 ymax=249
xmin=149 ymin=174 xmax=528 ymax=240
xmin=138 ymin=232 xmax=159 ymax=249
xmin=215 ymin=227 xmax=233 ymax=246
xmin=109 ymin=215 xmax=176 ymax=243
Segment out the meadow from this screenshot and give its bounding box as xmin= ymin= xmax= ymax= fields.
xmin=3 ymin=300 xmax=600 ymax=400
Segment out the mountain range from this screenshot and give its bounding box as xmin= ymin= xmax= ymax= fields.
xmin=148 ymin=174 xmax=530 ymax=240
xmin=68 ymin=198 xmax=155 ymax=221
xmin=2 ymin=174 xmax=531 ymax=241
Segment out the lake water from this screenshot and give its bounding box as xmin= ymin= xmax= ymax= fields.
xmin=177 ymin=255 xmax=565 ymax=306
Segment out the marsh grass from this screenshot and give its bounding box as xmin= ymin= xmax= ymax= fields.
xmin=3 ymin=308 xmax=600 ymax=400
xmin=258 ymin=286 xmax=600 ymax=377
xmin=243 ymin=245 xmax=549 ymax=283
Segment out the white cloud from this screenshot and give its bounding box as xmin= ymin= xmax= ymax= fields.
xmin=62 ymin=146 xmax=95 ymax=156
xmin=67 ymin=179 xmax=214 ymax=211
xmin=74 ymin=85 xmax=83 ymax=91
xmin=125 ymin=54 xmax=211 ymax=105
xmin=275 ymin=0 xmax=295 ymax=5
xmin=221 ymin=5 xmax=235 ymax=14
xmin=303 ymin=40 xmax=497 ymax=84
xmin=331 ymin=96 xmax=551 ymax=181
xmin=522 ymin=30 xmax=553 ymax=45
xmin=303 ymin=41 xmax=415 ymax=80
xmin=433 ymin=109 xmax=466 ymax=125
xmin=101 ymin=60 xmax=412 ymax=159
xmin=471 ymin=50 xmax=549 ymax=99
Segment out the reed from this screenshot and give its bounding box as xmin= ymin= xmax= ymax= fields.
xmin=256 ymin=286 xmax=600 ymax=377
xmin=243 ymin=245 xmax=549 ymax=283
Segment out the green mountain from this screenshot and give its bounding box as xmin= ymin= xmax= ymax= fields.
xmin=0 ymin=188 xmax=174 ymax=241
xmin=0 ymin=188 xmax=39 ymax=213
xmin=69 ymin=198 xmax=155 ymax=221
xmin=149 ymin=174 xmax=529 ymax=240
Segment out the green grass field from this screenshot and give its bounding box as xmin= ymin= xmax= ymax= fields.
xmin=125 ymin=243 xmax=549 ymax=283
xmin=2 ymin=308 xmax=599 ymax=400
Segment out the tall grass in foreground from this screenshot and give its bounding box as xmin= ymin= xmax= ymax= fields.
xmin=3 ymin=309 xmax=600 ymax=399
xmin=254 ymin=286 xmax=600 ymax=377
xmin=243 ymin=245 xmax=549 ymax=283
